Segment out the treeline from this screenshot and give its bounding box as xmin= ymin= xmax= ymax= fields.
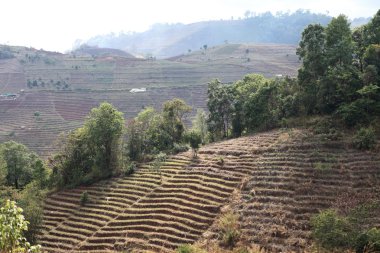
xmin=207 ymin=10 xmax=380 ymax=141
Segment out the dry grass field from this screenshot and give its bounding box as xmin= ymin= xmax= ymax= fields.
xmin=38 ymin=129 xmax=380 ymax=252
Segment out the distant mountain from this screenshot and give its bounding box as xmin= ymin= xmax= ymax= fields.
xmin=73 ymin=45 xmax=135 ymax=58
xmin=82 ymin=10 xmax=336 ymax=58
xmin=82 ymin=11 xmax=371 ymax=59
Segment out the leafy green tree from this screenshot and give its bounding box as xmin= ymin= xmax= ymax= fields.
xmin=50 ymin=103 xmax=124 ymax=187
xmin=192 ymin=109 xmax=208 ymax=144
xmin=207 ymin=79 xmax=234 ymax=140
xmin=296 ymin=24 xmax=326 ymax=114
xmin=364 ymin=9 xmax=380 ymax=45
xmin=162 ymin=98 xmax=192 ymax=144
xmin=150 ymin=152 xmax=167 ymax=183
xmin=84 ymin=102 xmax=124 ymax=178
xmin=0 ymin=200 xmax=40 ymax=252
xmin=352 ymin=26 xmax=366 ymax=72
xmin=325 ymin=15 xmax=353 ymax=67
xmin=185 ymin=130 xmax=202 ymax=157
xmin=17 ymin=183 xmax=46 ymax=244
xmin=0 ymin=141 xmax=41 ymax=189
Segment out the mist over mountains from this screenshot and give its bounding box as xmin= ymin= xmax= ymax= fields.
xmin=80 ymin=10 xmax=369 ymax=58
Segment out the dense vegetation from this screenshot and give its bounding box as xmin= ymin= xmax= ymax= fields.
xmin=206 ymin=11 xmax=380 ymax=141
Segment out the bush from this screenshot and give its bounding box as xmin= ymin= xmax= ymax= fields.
xmin=172 ymin=143 xmax=189 ymax=154
xmin=124 ymin=162 xmax=136 ymax=176
xmin=356 ymin=228 xmax=380 ymax=253
xmin=353 ymin=127 xmax=376 ymax=150
xmin=218 ymin=211 xmax=240 ymax=248
xmin=176 ymin=244 xmax=206 ymax=253
xmin=310 ymin=209 xmax=354 ymax=250
xmin=80 ymin=191 xmax=89 ymax=206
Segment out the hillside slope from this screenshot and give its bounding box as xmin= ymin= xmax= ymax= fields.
xmin=39 ymin=129 xmax=380 ymax=252
xmin=0 ymin=44 xmax=299 ymax=158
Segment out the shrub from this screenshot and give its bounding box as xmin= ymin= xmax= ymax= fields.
xmin=125 ymin=162 xmax=136 ymax=176
xmin=177 ymin=244 xmax=193 ymax=253
xmin=353 ymin=127 xmax=376 ymax=150
xmin=172 ymin=143 xmax=189 ymax=154
xmin=310 ymin=209 xmax=354 ymax=250
xmin=80 ymin=191 xmax=89 ymax=206
xmin=176 ymin=244 xmax=206 ymax=253
xmin=218 ymin=211 xmax=240 ymax=248
xmin=217 ymin=156 xmax=225 ymax=166
xmin=356 ymin=228 xmax=380 ymax=253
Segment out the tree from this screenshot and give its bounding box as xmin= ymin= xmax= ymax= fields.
xmin=207 ymin=79 xmax=234 ymax=140
xmin=325 ymin=15 xmax=353 ymax=67
xmin=192 ymin=109 xmax=208 ymax=144
xmin=150 ymin=152 xmax=167 ymax=183
xmin=162 ymin=98 xmax=191 ymax=144
xmin=84 ymin=102 xmax=124 ymax=177
xmin=0 ymin=141 xmax=41 ymax=189
xmin=364 ymin=9 xmax=380 ymax=45
xmin=49 ymin=102 xmax=124 ymax=187
xmin=0 ymin=200 xmax=40 ymax=252
xmin=185 ymin=130 xmax=202 ymax=157
xmin=296 ymin=24 xmax=326 ymax=114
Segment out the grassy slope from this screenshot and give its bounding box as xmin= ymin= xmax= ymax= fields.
xmin=0 ymin=44 xmax=299 ymax=158
xmin=39 ymin=129 xmax=380 ymax=252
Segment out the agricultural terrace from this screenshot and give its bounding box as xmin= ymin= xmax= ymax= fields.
xmin=39 ymin=129 xmax=380 ymax=252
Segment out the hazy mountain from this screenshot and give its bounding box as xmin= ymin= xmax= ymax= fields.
xmin=81 ymin=10 xmax=334 ymax=58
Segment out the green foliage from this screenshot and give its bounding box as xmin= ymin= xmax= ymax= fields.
xmin=192 ymin=109 xmax=208 ymax=144
xmin=185 ymin=130 xmax=202 ymax=157
xmin=218 ymin=211 xmax=241 ymax=248
xmin=80 ymin=191 xmax=89 ymax=206
xmin=311 ymin=209 xmax=353 ymax=250
xmin=0 ymin=200 xmax=41 ymax=252
xmin=162 ymin=98 xmax=192 ymax=144
xmin=0 ymin=141 xmax=45 ymax=190
xmin=17 ymin=183 xmax=46 ymax=244
xmin=124 ymin=162 xmax=136 ymax=176
xmin=352 ymin=127 xmax=376 ymax=150
xmin=207 ymin=79 xmax=234 ymax=140
xmin=356 ymin=228 xmax=380 ymax=253
xmin=325 ymin=15 xmax=353 ymax=67
xmin=172 ymin=143 xmax=189 ymax=154
xmin=84 ymin=102 xmax=124 ymax=177
xmin=151 ymin=152 xmax=167 ymax=182
xmin=49 ymin=102 xmax=124 ymax=188
xmin=125 ymin=99 xmax=192 ymax=161
xmin=176 ymin=244 xmax=206 ymax=253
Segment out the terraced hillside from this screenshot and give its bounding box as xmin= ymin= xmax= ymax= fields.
xmin=39 ymin=129 xmax=380 ymax=252
xmin=0 ymin=44 xmax=299 ymax=157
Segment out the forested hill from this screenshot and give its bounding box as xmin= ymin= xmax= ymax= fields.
xmin=82 ymin=10 xmax=369 ymax=58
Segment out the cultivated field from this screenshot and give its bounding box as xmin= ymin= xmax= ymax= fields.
xmin=38 ymin=129 xmax=380 ymax=252
xmin=0 ymin=44 xmax=299 ymax=158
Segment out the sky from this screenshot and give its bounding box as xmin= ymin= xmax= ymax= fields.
xmin=0 ymin=0 xmax=378 ymax=52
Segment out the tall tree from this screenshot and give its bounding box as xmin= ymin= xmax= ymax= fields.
xmin=296 ymin=24 xmax=326 ymax=114
xmin=162 ymin=98 xmax=191 ymax=144
xmin=207 ymin=79 xmax=234 ymax=140
xmin=84 ymin=102 xmax=124 ymax=178
xmin=50 ymin=102 xmax=124 ymax=187
xmin=325 ymin=15 xmax=353 ymax=67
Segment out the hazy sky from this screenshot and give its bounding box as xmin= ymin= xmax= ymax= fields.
xmin=0 ymin=0 xmax=378 ymax=52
